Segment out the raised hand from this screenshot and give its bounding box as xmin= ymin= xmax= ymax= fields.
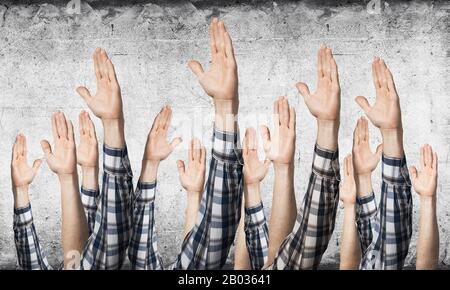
xmin=243 ymin=128 xmax=271 ymax=185
xmin=352 ymin=117 xmax=383 ymax=176
xmin=77 ymin=111 xmax=98 ymax=169
xmin=260 ymin=96 xmax=296 ymax=165
xmin=188 ymin=18 xmax=238 ymax=106
xmin=340 ymin=154 xmax=356 ymax=205
xmin=355 ymin=57 xmax=401 ymax=130
xmin=11 ymin=134 xmax=42 ymax=188
xmin=177 ymin=138 xmax=206 ymax=194
xmin=41 ymin=112 xmax=77 ymax=176
xmin=409 ymin=144 xmax=438 ymax=197
xmin=296 ymin=46 xmax=340 ymax=121
xmin=144 ymin=105 xmax=182 ymax=163
xmin=76 ymin=48 xmax=123 ymax=121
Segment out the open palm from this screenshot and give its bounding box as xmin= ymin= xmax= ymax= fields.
xmin=352 ymin=117 xmax=383 ymax=175
xmin=11 ymin=134 xmax=42 ymax=187
xmin=177 ymin=138 xmax=206 ymax=193
xmin=297 ymin=46 xmax=340 ymax=121
xmin=77 ymin=111 xmax=98 ymax=168
xmin=77 ymin=48 xmax=123 ymax=120
xmin=340 ymin=154 xmax=356 ymax=205
xmin=410 ymin=144 xmax=438 ymax=197
xmin=243 ymin=128 xmax=271 ymax=185
xmin=188 ymin=19 xmax=237 ymax=102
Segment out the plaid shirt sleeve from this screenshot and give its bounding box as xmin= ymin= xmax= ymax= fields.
xmin=268 ymin=145 xmax=340 ymax=270
xmin=358 ymin=155 xmax=412 ymax=270
xmin=80 ymin=145 xmax=133 ymax=270
xmin=356 ymin=193 xmax=377 ymax=253
xmin=169 ymin=128 xmax=243 ymax=270
xmin=13 ymin=204 xmax=52 ymax=270
xmin=244 ymin=202 xmax=269 ymax=270
xmin=80 ymin=187 xmax=99 ymax=236
xmin=128 ymin=181 xmax=164 ymax=270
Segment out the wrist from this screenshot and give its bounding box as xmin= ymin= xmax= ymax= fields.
xmin=317 ymin=119 xmax=339 ymax=151
xmin=273 ymin=162 xmax=294 ymax=172
xmin=355 ymin=173 xmax=373 ymax=197
xmin=81 ymin=166 xmax=98 ymax=175
xmin=381 ymin=128 xmax=404 ymax=158
xmin=214 ymin=99 xmax=239 ymax=115
xmin=244 ymin=182 xmax=261 ymax=208
xmin=102 ymin=117 xmax=125 ymax=149
xmin=139 ymin=159 xmax=160 ymax=183
xmin=58 ymin=172 xmax=77 ymax=184
xmin=13 ymin=185 xmax=30 ymax=209
xmin=419 ymin=194 xmax=437 ymax=203
xmin=244 ymin=182 xmax=260 ymax=193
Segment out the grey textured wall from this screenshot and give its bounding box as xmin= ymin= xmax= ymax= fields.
xmin=0 ymin=0 xmax=449 ymax=269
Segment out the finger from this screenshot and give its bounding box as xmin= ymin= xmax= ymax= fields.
xmin=348 ymin=154 xmax=354 ymax=176
xmin=76 ymin=86 xmax=93 ymax=104
xmin=200 ymin=146 xmax=206 ymax=165
xmin=260 ymin=125 xmax=271 ymax=151
xmin=375 ymin=144 xmax=383 ymax=161
xmin=372 ymin=57 xmax=380 ymax=89
xmin=296 ymin=82 xmax=311 ymax=103
xmin=163 ymin=106 xmax=172 ymax=130
xmin=193 ymin=138 xmax=201 ymax=161
xmin=224 ymin=31 xmax=236 ymax=64
xmin=58 ymin=112 xmax=68 ymax=139
xmin=355 ymin=96 xmax=371 ymax=115
xmin=67 ymin=120 xmax=75 ymax=142
xmin=32 ymin=159 xmax=42 ymax=174
xmin=247 ymin=127 xmax=257 ymax=150
xmin=21 ymin=134 xmax=27 ymax=157
xmin=330 ymin=50 xmax=339 ymax=84
xmin=280 ymin=97 xmax=289 ymax=127
xmin=409 ymin=166 xmax=418 ymax=183
xmin=420 ymin=145 xmax=425 ymax=168
xmin=99 ymin=49 xmax=109 ymax=81
xmin=353 ymin=118 xmax=360 ymax=146
xmin=79 ymin=111 xmax=85 ymax=136
xmin=385 ymin=67 xmax=397 ymax=95
xmin=425 ymin=144 xmax=432 ymax=168
xmin=374 ymin=57 xmax=383 ymax=90
xmin=212 ymin=18 xmax=219 ymax=58
xmin=187 ymin=60 xmax=204 ymax=78
xmin=209 ymin=18 xmax=218 ymax=59
xmin=18 ymin=134 xmax=24 ymax=156
xmin=176 ymin=160 xmax=185 ymax=175
xmin=40 ymin=140 xmax=52 ymax=158
xmin=150 ymin=108 xmax=164 ymax=134
xmin=170 ymin=137 xmax=182 ymax=150
xmin=263 ymin=159 xmax=271 ymax=170
xmin=106 ymin=58 xmax=118 ymax=84
xmin=217 ymin=20 xmax=226 ymax=56
xmin=12 ymin=136 xmax=19 ymax=160
xmin=343 ymin=155 xmax=349 ymax=176
xmin=317 ymin=46 xmax=324 ymax=79
xmin=378 ymin=59 xmax=388 ymax=90
xmin=243 ymin=128 xmax=249 ymax=156
xmin=86 ymin=113 xmax=96 ymax=139
xmin=273 ymin=99 xmax=280 ymax=126
xmin=289 ymin=106 xmax=296 ymax=130
xmin=189 ymin=139 xmax=194 ymax=162
xmin=362 ymin=116 xmax=368 ymax=142
xmin=93 ymin=48 xmax=102 ymax=80
xmin=358 ymin=118 xmax=364 ymax=143
xmin=324 ymin=47 xmax=332 ymax=81
xmin=432 ymin=152 xmax=438 ymax=172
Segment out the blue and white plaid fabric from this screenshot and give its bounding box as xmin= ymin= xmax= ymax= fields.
xmin=356 ymin=155 xmax=412 ymax=270
xmin=267 ymin=145 xmax=340 ymax=270
xmin=244 ymin=202 xmax=269 ymax=270
xmin=128 ymin=128 xmax=243 ymax=270
xmin=13 ymin=204 xmax=52 ymax=270
xmin=80 ymin=145 xmax=133 ymax=269
xmin=80 ymin=187 xmax=100 ymax=235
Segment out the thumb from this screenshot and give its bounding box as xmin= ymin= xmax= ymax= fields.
xmin=40 ymin=140 xmax=52 ymax=158
xmin=296 ymin=82 xmax=311 ymax=100
xmin=409 ymin=166 xmax=418 ymax=184
xmin=32 ymin=159 xmax=42 ymax=175
xmin=76 ymin=86 xmax=93 ymax=104
xmin=355 ymin=96 xmax=371 ymax=114
xmin=375 ymin=144 xmax=383 ymax=160
xmin=187 ymin=60 xmax=204 ymax=78
xmin=170 ymin=137 xmax=183 ymax=150
xmin=176 ymin=160 xmax=185 ymax=175
xmin=263 ymin=159 xmax=272 ymax=170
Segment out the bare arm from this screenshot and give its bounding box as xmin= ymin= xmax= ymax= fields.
xmin=410 ymin=144 xmax=439 ymax=270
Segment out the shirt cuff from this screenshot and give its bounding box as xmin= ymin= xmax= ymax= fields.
xmin=382 ymin=155 xmax=411 ymax=186
xmin=80 ymin=187 xmax=98 ymax=211
xmin=312 ymin=144 xmax=340 ymax=180
xmin=244 ymin=202 xmax=266 ymax=230
xmin=356 ymin=192 xmax=377 ymax=220
xmin=103 ymin=144 xmax=133 ymax=177
xmin=212 ymin=128 xmax=243 ymax=165
xmin=133 ymin=181 xmax=157 ymax=203
xmin=13 ymin=203 xmax=33 ymax=229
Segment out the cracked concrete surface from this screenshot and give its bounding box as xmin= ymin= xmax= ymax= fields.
xmin=0 ymin=0 xmax=449 ymax=269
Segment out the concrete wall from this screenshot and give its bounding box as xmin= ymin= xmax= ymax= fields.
xmin=0 ymin=0 xmax=449 ymax=269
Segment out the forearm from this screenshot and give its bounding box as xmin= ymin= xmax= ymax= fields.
xmin=103 ymin=118 xmax=125 ymax=149
xmin=381 ymin=128 xmax=404 ymax=158
xmin=267 ymin=163 xmax=296 ymax=265
xmin=234 ymin=205 xmax=251 ymax=270
xmin=183 ymin=192 xmax=202 ymax=239
xmin=58 ymin=173 xmax=89 ymax=269
xmin=340 ymin=204 xmax=361 ymax=270
xmin=416 ymin=196 xmax=439 ymax=270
